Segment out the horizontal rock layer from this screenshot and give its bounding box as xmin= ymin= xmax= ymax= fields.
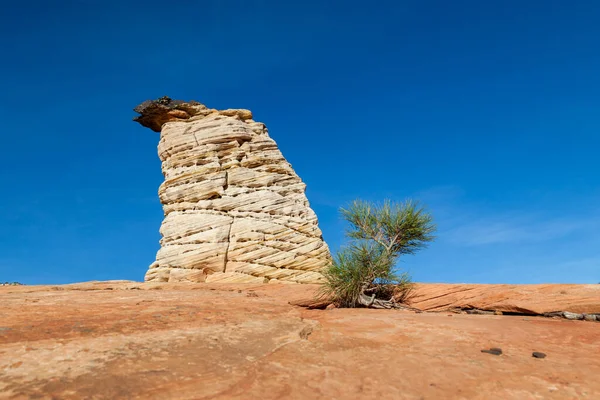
xmin=135 ymin=98 xmax=330 ymax=283
xmin=408 ymin=283 xmax=600 ymax=314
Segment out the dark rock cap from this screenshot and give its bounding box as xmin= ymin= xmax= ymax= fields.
xmin=133 ymin=96 xmax=204 ymax=132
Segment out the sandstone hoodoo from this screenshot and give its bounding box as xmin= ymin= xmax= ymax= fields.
xmin=134 ymin=97 xmax=331 ymax=284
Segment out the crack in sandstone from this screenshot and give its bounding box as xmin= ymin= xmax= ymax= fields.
xmin=223 ymin=216 xmax=234 ymax=274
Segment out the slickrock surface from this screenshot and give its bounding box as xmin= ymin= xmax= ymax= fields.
xmin=2 ymin=282 xmax=599 ymax=399
xmin=410 ymin=283 xmax=600 ymax=314
xmin=134 ymin=97 xmax=330 ymax=284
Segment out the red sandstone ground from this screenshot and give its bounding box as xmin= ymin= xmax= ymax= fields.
xmin=1 ymin=281 xmax=599 ymax=399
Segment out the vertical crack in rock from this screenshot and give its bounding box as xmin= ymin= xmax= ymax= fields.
xmin=223 ymin=170 xmax=229 ymax=191
xmin=134 ymin=97 xmax=331 ymax=284
xmin=222 ymin=217 xmax=234 ymax=274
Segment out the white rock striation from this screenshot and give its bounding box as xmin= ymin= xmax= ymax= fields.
xmin=134 ymin=97 xmax=330 ymax=284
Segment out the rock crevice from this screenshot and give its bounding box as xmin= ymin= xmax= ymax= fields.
xmin=134 ymin=97 xmax=330 ymax=284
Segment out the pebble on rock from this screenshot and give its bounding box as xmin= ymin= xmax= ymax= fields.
xmin=562 ymin=311 xmax=584 ymax=320
xmin=582 ymin=314 xmax=597 ymax=322
xmin=481 ymin=348 xmax=503 ymax=356
xmin=532 ymin=352 xmax=547 ymax=359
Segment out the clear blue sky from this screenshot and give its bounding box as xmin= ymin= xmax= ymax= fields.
xmin=1 ymin=1 xmax=598 ymax=284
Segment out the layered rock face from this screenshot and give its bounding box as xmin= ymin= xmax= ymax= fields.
xmin=134 ymin=97 xmax=330 ymax=284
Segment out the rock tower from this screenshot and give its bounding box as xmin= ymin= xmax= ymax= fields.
xmin=134 ymin=97 xmax=330 ymax=284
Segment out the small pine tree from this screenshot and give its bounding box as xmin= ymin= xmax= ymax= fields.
xmin=320 ymin=199 xmax=436 ymax=308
